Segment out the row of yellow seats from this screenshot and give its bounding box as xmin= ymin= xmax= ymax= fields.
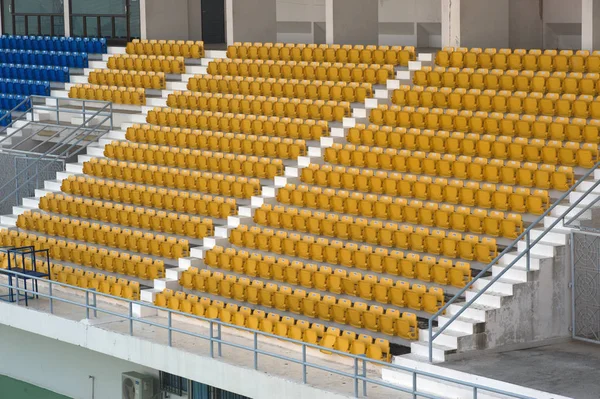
xmin=207 ymin=59 xmax=393 ymax=85
xmin=145 ymin=108 xmax=329 ymax=140
xmin=68 ymin=85 xmax=145 ymax=105
xmin=166 ymin=91 xmax=351 ymax=122
xmin=53 ymin=264 xmax=140 ymax=300
xmin=227 ymin=42 xmax=415 ymax=66
xmin=181 ymin=269 xmax=443 ymax=331
xmin=88 ymin=69 xmax=165 ymax=90
xmin=16 ymin=211 xmax=190 ymax=259
xmin=155 ymin=289 xmax=401 ymax=357
xmin=115 ymin=131 xmax=305 ymax=161
xmin=436 ymin=48 xmax=597 ymax=72
xmin=102 ymin=144 xmax=285 ymax=179
xmin=252 ymin=206 xmax=497 ymax=261
xmin=39 ymin=193 xmax=213 ymax=240
xmin=0 ymin=229 xmax=165 ymax=280
xmin=107 ymin=54 xmax=184 ymax=74
xmin=392 ymin=87 xmax=600 ymax=119
xmin=347 ymin=123 xmax=600 ymax=154
xmin=298 ymin=166 xmax=549 ymax=214
xmin=82 ymin=159 xmax=260 ymax=200
xmin=190 ymin=266 xmax=437 ymax=314
xmin=275 ymin=185 xmax=522 ymax=240
xmin=203 ymin=245 xmax=469 ymax=292
xmin=414 ymin=68 xmax=600 ymax=96
xmin=231 ymin=223 xmax=491 ymax=269
xmin=61 ymin=175 xmax=237 ymax=219
xmin=188 ymin=75 xmax=373 ymax=103
xmin=126 ymin=39 xmax=204 ymax=58
xmin=323 ymin=144 xmax=574 ymax=189
xmin=125 ymin=124 xmax=306 ymax=156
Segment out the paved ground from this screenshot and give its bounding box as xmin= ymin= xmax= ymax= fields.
xmin=444 ymin=341 xmax=600 ymax=399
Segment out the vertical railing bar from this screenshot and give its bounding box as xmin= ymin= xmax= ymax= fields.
xmin=168 ymin=311 xmax=173 ymax=346
xmin=354 ymin=357 xmax=359 ymax=398
xmin=93 ymin=289 xmax=97 ymax=317
xmin=412 ymin=371 xmax=417 ymax=399
xmin=302 ymin=344 xmax=307 ymax=384
xmin=253 ymin=332 xmax=258 ymax=370
xmin=129 ymin=302 xmax=133 ymax=335
xmin=217 ymin=323 xmax=222 ymax=357
xmin=209 ymin=321 xmax=214 ymax=357
xmin=49 ymin=279 xmax=53 ymax=314
xmin=526 ymin=231 xmax=531 ymax=272
xmin=362 ymin=359 xmax=367 ymax=397
xmin=85 ymin=290 xmax=90 ymax=319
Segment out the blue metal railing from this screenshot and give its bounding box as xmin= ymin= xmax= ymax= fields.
xmin=428 ymin=159 xmax=600 ymax=362
xmin=0 ymin=268 xmax=534 ymax=399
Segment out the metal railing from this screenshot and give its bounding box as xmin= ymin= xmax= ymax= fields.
xmin=0 ymin=95 xmax=113 ymax=210
xmin=0 ymin=268 xmax=533 ymax=399
xmin=428 ymin=159 xmax=600 ymax=362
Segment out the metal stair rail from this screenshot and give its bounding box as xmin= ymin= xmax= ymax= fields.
xmin=428 ymin=160 xmax=600 ymax=362
xmin=0 ymin=96 xmax=113 ymax=210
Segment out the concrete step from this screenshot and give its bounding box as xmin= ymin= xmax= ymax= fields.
xmin=185 ymin=65 xmax=207 ymax=75
xmin=471 ymin=276 xmax=519 ymax=294
xmin=464 ymin=290 xmax=509 ymax=308
xmin=409 ymin=341 xmax=451 ymax=363
xmin=205 ymin=50 xmax=227 ymax=59
xmin=496 ymin=251 xmax=550 ymax=270
xmin=418 ymin=327 xmax=470 ymax=349
xmin=490 ymin=265 xmax=532 ymax=282
xmin=437 ymin=314 xmax=482 ymax=334
xmin=517 ymin=238 xmax=561 ymax=256
xmin=446 ymin=302 xmax=490 ymax=322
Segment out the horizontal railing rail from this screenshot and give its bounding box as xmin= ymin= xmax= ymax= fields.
xmin=0 ymin=267 xmax=533 ymax=399
xmin=429 ymin=158 xmax=600 ymax=362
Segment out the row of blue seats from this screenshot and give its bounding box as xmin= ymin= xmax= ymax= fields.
xmin=0 ymin=79 xmax=50 ymax=96
xmin=1 ymin=35 xmax=106 ymax=54
xmin=0 ymin=50 xmax=87 ymax=68
xmin=0 ymin=94 xmax=31 ymax=111
xmin=0 ymin=64 xmax=69 ymax=83
xmin=0 ymin=110 xmax=11 ymax=127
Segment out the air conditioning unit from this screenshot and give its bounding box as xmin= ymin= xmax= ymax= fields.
xmin=122 ymin=372 xmax=155 ymax=399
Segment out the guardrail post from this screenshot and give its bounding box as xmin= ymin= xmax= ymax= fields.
xmin=362 ymin=359 xmax=367 ymax=396
xmin=85 ymin=290 xmax=90 ymax=319
xmin=82 ymin=100 xmax=86 ymax=126
xmin=354 ymin=357 xmax=359 ymax=398
xmin=15 ymin=277 xmax=19 ymax=305
xmin=93 ymin=289 xmax=97 ymax=317
xmin=49 ymin=280 xmax=53 ymax=314
xmin=302 ymin=344 xmax=307 ymax=384
xmin=217 ymin=323 xmax=222 ymax=357
xmin=209 ymin=321 xmax=214 ymax=358
xmin=428 ymin=319 xmax=433 ymax=363
xmin=473 ymin=386 xmax=478 ymax=399
xmin=55 ymin=97 xmax=60 ymax=124
xmin=253 ymin=332 xmax=258 ymax=370
xmin=412 ymin=371 xmax=417 ymax=399
xmin=168 ymin=311 xmax=172 ymax=346
xmin=109 ymin=103 xmax=113 ymax=130
xmin=526 ymin=231 xmax=531 ymax=272
xmin=129 ymin=302 xmax=133 ymax=336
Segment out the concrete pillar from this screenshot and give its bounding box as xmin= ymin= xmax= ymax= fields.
xmin=64 ymin=0 xmax=71 ymax=37
xmin=442 ymin=0 xmax=509 ymax=48
xmin=582 ymin=0 xmax=600 ymax=51
xmin=225 ymin=0 xmax=277 ymax=45
xmin=325 ymin=0 xmax=379 ymax=45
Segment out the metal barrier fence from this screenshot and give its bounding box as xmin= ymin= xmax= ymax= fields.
xmin=428 ymin=158 xmax=600 ymax=362
xmin=0 ymin=268 xmax=533 ymax=399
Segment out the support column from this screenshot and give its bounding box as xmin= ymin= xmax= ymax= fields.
xmin=582 ymin=0 xmax=600 ymax=51
xmin=63 ymin=0 xmax=71 ymax=37
xmin=225 ymin=0 xmax=277 ymax=45
xmin=325 ymin=0 xmax=379 ymax=45
xmin=442 ymin=0 xmax=509 ymax=48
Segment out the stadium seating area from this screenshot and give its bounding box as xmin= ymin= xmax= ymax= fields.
xmin=6 ymin=38 xmax=599 ymax=365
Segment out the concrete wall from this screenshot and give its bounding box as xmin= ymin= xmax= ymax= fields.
xmin=226 ymin=0 xmax=278 ymax=44
xmin=188 ymin=0 xmax=203 ymax=41
xmin=0 ymin=301 xmax=351 ymax=399
xmin=0 ymin=324 xmax=159 ymax=399
xmin=142 ymin=0 xmax=190 ymax=40
xmin=326 ymin=0 xmax=379 ymax=45
xmin=454 ymin=245 xmax=572 ymax=358
xmin=509 ymin=0 xmax=544 ymax=49
xmin=459 ymin=0 xmax=510 ymax=48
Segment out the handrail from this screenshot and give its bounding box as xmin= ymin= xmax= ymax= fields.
xmin=563 ymin=181 xmax=600 ymax=228
xmin=0 ymin=96 xmax=113 ymax=209
xmin=0 ymin=267 xmax=534 ymax=399
xmin=428 ymin=158 xmax=600 ymax=362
